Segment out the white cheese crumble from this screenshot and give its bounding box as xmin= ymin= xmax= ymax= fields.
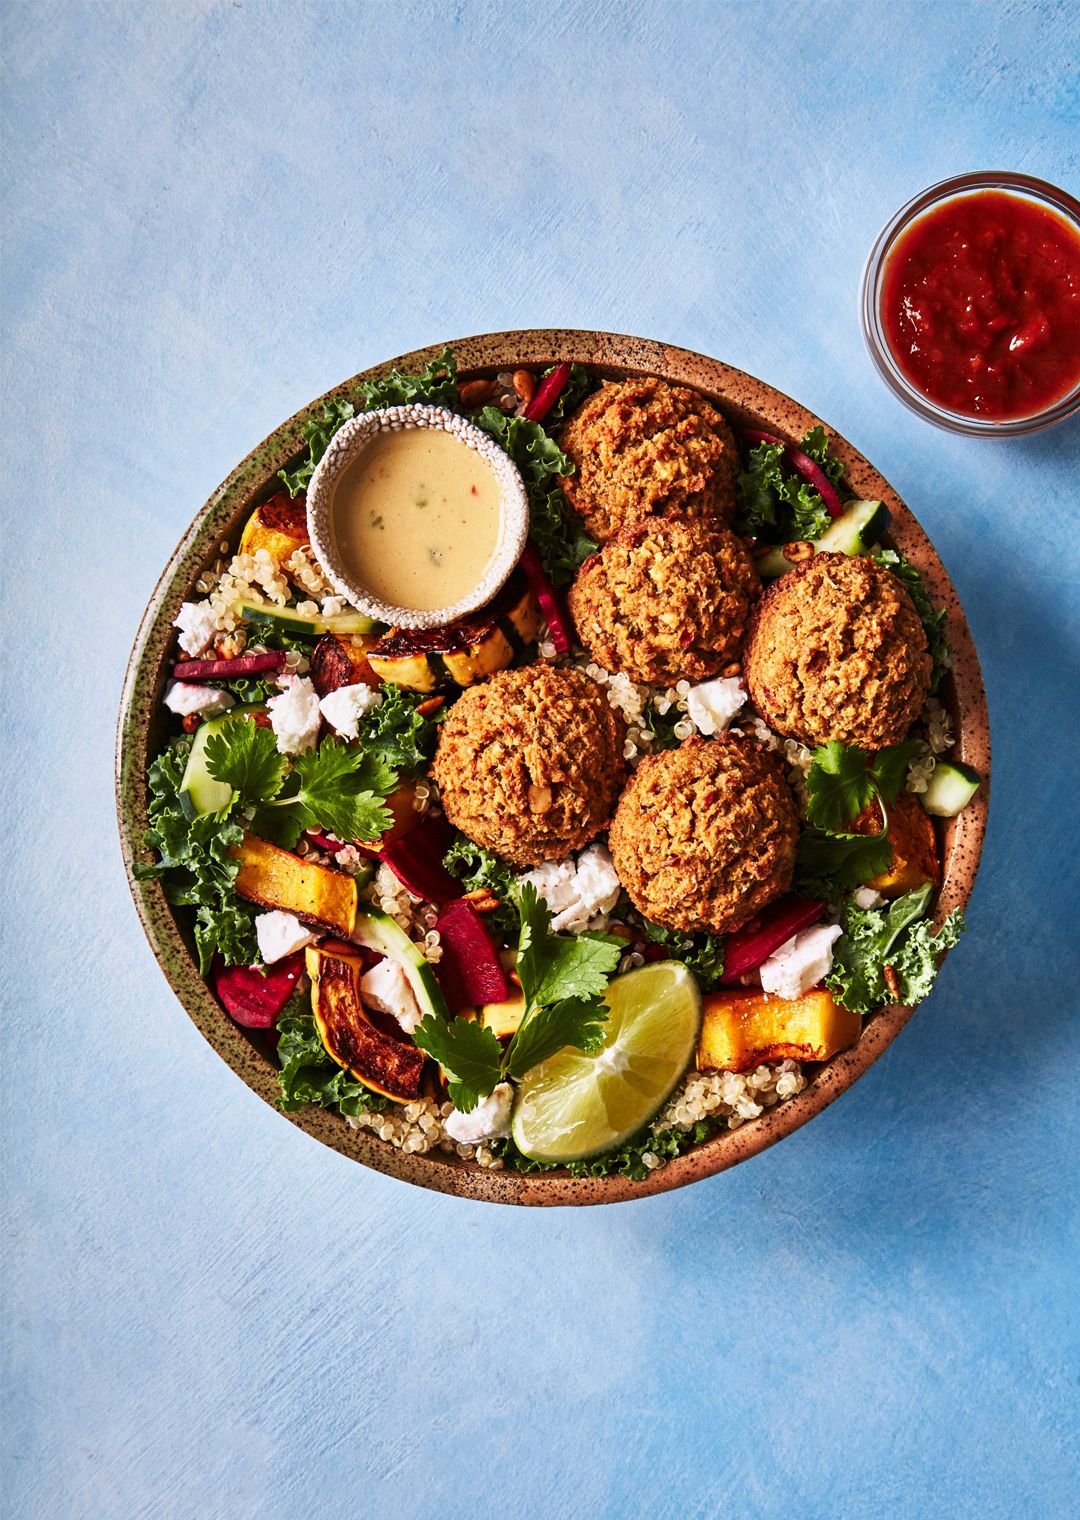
xmin=853 ymin=886 xmax=885 ymax=910
xmin=318 ymin=681 xmax=381 ymax=740
xmin=685 ymin=676 xmax=746 ymax=736
xmin=163 ymin=680 xmax=235 ymax=718
xmin=760 ymin=923 xmax=843 ymax=1001
xmin=267 ymin=675 xmax=321 ymax=755
xmin=444 ymin=1083 xmax=514 ymax=1145
xmin=255 ymin=910 xmax=318 ymax=964
xmin=519 ymin=844 xmax=622 ymax=934
xmin=359 ymin=958 xmax=422 ymax=1034
xmin=173 ymin=599 xmax=218 ymax=656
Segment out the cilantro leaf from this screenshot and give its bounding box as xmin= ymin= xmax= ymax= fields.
xmin=515 ymin=883 xmax=623 ymax=1008
xmin=869 ymin=740 xmax=924 ymax=803
xmin=873 ymin=548 xmax=951 ymax=692
xmin=412 ymin=1012 xmax=503 ymax=1113
xmin=826 ymin=885 xmax=964 ymax=1015
xmin=278 ymin=398 xmax=355 ymax=498
xmin=284 ymin=738 xmax=396 ymax=844
xmin=797 ymin=827 xmax=893 ymax=888
xmin=504 ymin=997 xmax=607 ymax=1079
xmin=203 ymin=719 xmax=287 ymax=805
xmin=360 ymin=347 xmax=459 ymax=412
xmin=805 ymin=741 xmax=878 ymax=831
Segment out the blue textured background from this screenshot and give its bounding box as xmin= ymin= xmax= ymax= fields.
xmin=4 ymin=2 xmax=1079 ymax=1516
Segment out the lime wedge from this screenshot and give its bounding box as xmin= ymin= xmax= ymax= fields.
xmin=511 ymin=962 xmax=702 ymax=1164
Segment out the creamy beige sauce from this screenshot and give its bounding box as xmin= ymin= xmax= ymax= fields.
xmin=330 ymin=429 xmax=502 ymax=611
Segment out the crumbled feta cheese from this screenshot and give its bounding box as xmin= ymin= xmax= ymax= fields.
xmin=359 ymin=958 xmax=422 ymax=1034
xmin=267 ymin=675 xmax=321 ymax=754
xmin=685 ymin=676 xmax=746 ymax=736
xmin=853 ymin=886 xmax=885 ymax=910
xmin=173 ymin=600 xmax=218 ymax=656
xmin=255 ymin=910 xmax=318 ymax=964
xmin=318 ymin=681 xmax=381 ymax=740
xmin=760 ymin=923 xmax=843 ymax=1001
xmin=444 ymin=1082 xmax=514 ymax=1144
xmin=163 ymin=680 xmax=235 ymax=718
xmin=519 ymin=844 xmax=622 ymax=933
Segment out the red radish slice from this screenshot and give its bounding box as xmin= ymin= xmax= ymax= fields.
xmin=376 ymin=811 xmax=462 ymax=904
xmin=214 ymin=952 xmax=305 ymax=1028
xmin=519 ymin=542 xmax=574 ymax=653
xmin=435 ymin=899 xmax=511 ymax=1013
xmin=173 ymin=651 xmax=287 ymax=681
xmin=721 ymin=898 xmax=826 ymax=984
xmin=524 ymin=362 xmax=572 ymax=423
xmin=742 ymin=429 xmax=844 ymax=520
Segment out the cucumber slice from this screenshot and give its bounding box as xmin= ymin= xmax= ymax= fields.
xmin=920 ymin=760 xmax=981 ymax=817
xmin=351 ymin=903 xmax=451 ymax=1023
xmin=179 ymin=704 xmax=263 ymax=819
xmin=757 ymin=500 xmax=892 ymax=579
xmin=238 ymin=598 xmax=379 ymax=638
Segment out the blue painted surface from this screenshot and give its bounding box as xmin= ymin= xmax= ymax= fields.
xmin=4 ymin=1 xmax=1079 ymax=1515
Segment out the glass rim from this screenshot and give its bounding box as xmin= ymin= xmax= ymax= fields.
xmin=860 ymin=171 xmax=1080 ymax=437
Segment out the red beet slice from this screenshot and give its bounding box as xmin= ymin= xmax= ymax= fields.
xmin=214 ymin=952 xmax=305 ymax=1028
xmin=376 ymin=811 xmax=463 ymax=904
xmin=524 ymin=361 xmax=572 ymax=423
xmin=435 ymin=899 xmax=511 ymax=1013
xmin=173 ymin=651 xmax=287 ymax=681
xmin=721 ymin=898 xmax=826 ymax=984
xmin=519 ymin=541 xmax=574 ymax=653
xmin=742 ymin=429 xmax=844 ymax=520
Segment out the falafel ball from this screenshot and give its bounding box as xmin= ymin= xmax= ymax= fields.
xmin=559 ymin=376 xmax=739 ymax=542
xmin=568 ymin=513 xmax=760 ymax=686
xmin=608 ymin=735 xmax=799 ymax=936
xmin=743 ymin=553 xmax=932 ymax=749
xmin=431 ymin=665 xmax=626 ymax=869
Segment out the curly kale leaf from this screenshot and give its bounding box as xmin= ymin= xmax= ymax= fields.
xmin=628 ymin=912 xmax=726 ymax=992
xmin=360 ymin=347 xmax=459 ymax=412
xmin=734 ymin=426 xmax=846 ymax=543
xmin=276 ymin=998 xmax=390 ymax=1115
xmin=826 ymin=884 xmax=966 ymax=1016
xmin=442 ymin=835 xmax=519 ymax=939
xmin=355 ymin=683 xmax=445 ymax=774
xmin=873 ymin=548 xmax=951 ymax=692
xmin=278 ymin=398 xmax=356 ymax=498
xmin=498 ymin=1118 xmax=718 ymax=1180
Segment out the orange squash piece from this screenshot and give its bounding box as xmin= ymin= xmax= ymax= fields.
xmin=697 ymin=988 xmax=861 ymax=1073
xmin=238 ymin=492 xmax=310 ymax=565
xmin=305 ymin=944 xmax=424 ymax=1102
xmin=851 ymin=791 xmax=940 ymax=897
xmin=232 ymin=833 xmax=357 ymax=937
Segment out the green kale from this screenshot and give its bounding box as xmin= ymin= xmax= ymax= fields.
xmin=442 ymin=835 xmax=519 ymax=939
xmin=278 ymin=397 xmax=356 ymax=498
xmin=498 ymin=1117 xmax=719 ymax=1180
xmin=733 ymin=426 xmax=847 ymax=543
xmin=638 ymin=920 xmax=726 ymax=992
xmin=359 ymin=346 xmax=460 ymax=412
xmin=222 ymin=628 xmax=315 ymax=704
xmin=355 ymin=683 xmax=445 ymax=774
xmin=536 ymin=362 xmax=596 ymax=427
xmin=826 ymin=884 xmax=965 ymax=1015
xmin=276 ymin=996 xmax=390 ymax=1115
xmin=873 ymin=548 xmax=951 ymax=692
xmin=133 ymin=738 xmax=258 ymax=975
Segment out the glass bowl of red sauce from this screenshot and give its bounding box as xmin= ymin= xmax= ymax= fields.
xmin=862 ymin=171 xmax=1080 ymax=435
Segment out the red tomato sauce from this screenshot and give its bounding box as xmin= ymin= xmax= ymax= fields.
xmin=881 ymin=190 xmax=1080 ymax=420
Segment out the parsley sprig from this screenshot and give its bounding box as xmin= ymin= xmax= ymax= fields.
xmin=412 ymin=883 xmax=623 ymax=1112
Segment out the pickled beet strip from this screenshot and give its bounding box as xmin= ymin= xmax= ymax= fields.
xmin=519 ymin=542 xmax=573 ymax=653
xmin=173 ymin=651 xmax=286 ymax=681
xmin=214 ymin=952 xmax=305 ymax=1028
xmin=376 ymin=810 xmax=463 ymax=904
xmin=721 ymin=898 xmax=826 ymax=984
xmin=523 ymin=361 xmax=572 ymax=423
xmin=435 ymin=899 xmax=511 ymax=1013
xmin=742 ymin=429 xmax=844 ymax=520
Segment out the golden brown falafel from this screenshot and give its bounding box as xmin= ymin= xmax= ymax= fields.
xmin=568 ymin=513 xmax=760 ymax=686
xmin=431 ymin=665 xmax=626 ymax=868
xmin=559 ymin=376 xmax=739 ymax=542
xmin=743 ymin=553 xmax=931 ymax=749
xmin=608 ymin=735 xmax=799 ymax=936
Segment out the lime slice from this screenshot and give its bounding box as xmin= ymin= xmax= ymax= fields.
xmin=511 ymin=962 xmax=702 ymax=1164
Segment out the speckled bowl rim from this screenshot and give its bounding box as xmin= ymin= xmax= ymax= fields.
xmin=307 ymin=404 xmax=530 ymax=629
xmin=116 ymin=329 xmax=990 ymax=1207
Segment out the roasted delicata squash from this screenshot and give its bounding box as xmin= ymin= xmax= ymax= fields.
xmin=305 ymin=944 xmax=425 ymax=1102
xmin=368 ymin=574 xmax=541 ymax=692
xmin=231 ymin=834 xmax=357 ymax=937
xmin=459 ymin=992 xmax=526 ymax=1039
xmin=238 ymin=491 xmax=310 ymax=564
xmin=853 ymin=791 xmax=940 ymax=897
xmin=697 ymin=988 xmax=861 ymax=1073
xmin=309 ymin=631 xmax=380 ymax=695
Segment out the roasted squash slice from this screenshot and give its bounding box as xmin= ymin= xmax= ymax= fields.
xmin=368 ymin=574 xmax=541 ymax=692
xmin=459 ymin=993 xmax=526 ymax=1039
xmin=309 ymin=632 xmax=380 ymax=695
xmin=232 ymin=834 xmax=357 ymax=937
xmin=305 ymin=944 xmax=425 ymax=1102
xmin=238 ymin=491 xmax=310 ymax=564
xmin=697 ymin=988 xmax=860 ymax=1073
xmin=852 ymin=791 xmax=940 ymax=897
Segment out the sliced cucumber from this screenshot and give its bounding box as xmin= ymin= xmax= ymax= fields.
xmin=351 ymin=903 xmax=451 ymax=1023
xmin=920 ymin=760 xmax=981 ymax=817
xmin=757 ymin=499 xmax=892 ymax=578
xmin=179 ymin=704 xmax=263 ymax=819
xmin=238 ymin=598 xmax=379 ymax=638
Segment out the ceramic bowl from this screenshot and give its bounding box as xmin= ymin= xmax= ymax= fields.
xmin=116 ymin=329 xmax=990 ymax=1207
xmin=307 ymin=404 xmax=530 ymax=629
